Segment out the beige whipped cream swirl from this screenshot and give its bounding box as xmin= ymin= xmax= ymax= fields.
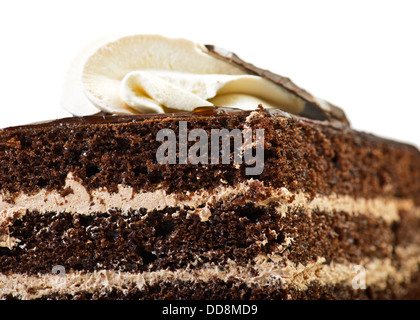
xmin=120 ymin=71 xmax=303 ymax=114
xmin=62 ymin=34 xmax=305 ymax=116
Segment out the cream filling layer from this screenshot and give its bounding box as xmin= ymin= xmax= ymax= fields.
xmin=1 ymin=244 xmax=419 ymax=299
xmin=1 ymin=173 xmax=418 ymax=223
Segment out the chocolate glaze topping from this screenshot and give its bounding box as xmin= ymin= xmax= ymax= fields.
xmin=0 ymin=107 xmax=412 ymax=151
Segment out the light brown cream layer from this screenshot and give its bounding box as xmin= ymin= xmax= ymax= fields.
xmin=1 ymin=244 xmax=419 ymax=299
xmin=1 ymin=173 xmax=419 ymax=224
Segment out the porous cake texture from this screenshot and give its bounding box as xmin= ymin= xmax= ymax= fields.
xmin=1 ymin=108 xmax=419 ymax=299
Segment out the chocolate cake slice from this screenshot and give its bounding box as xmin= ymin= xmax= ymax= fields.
xmin=1 ymin=107 xmax=419 ymax=300
xmin=1 ymin=34 xmax=419 ymax=299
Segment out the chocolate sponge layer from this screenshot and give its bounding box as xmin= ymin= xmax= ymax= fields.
xmin=1 ymin=201 xmax=417 ymax=275
xmin=1 ymin=109 xmax=419 ymax=204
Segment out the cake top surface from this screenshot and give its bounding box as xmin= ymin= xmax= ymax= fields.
xmin=2 ymin=106 xmax=416 ymax=154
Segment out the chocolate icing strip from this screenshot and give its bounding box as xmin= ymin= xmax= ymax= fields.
xmin=205 ymin=44 xmax=350 ymax=126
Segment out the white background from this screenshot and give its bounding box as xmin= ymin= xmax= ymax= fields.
xmin=0 ymin=0 xmax=419 ymax=148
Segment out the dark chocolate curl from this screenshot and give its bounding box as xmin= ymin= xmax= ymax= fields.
xmin=205 ymin=44 xmax=350 ymax=126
